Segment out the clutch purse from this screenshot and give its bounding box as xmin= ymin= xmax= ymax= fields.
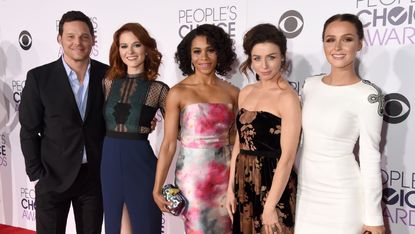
xmin=162 ymin=184 xmax=187 ymax=216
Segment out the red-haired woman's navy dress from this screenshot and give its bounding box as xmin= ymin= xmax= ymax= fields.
xmin=101 ymin=73 xmax=169 ymax=234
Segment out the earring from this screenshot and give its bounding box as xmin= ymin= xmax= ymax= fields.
xmin=254 ymin=72 xmax=260 ymax=81
xmin=191 ymin=63 xmax=195 ymax=71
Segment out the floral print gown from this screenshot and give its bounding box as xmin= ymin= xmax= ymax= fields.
xmin=233 ymin=108 xmax=297 ymax=234
xmin=175 ymin=103 xmax=235 ymax=234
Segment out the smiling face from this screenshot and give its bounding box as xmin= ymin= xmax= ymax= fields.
xmin=323 ymin=20 xmax=362 ymax=70
xmin=190 ymin=36 xmax=218 ymax=76
xmin=119 ymin=31 xmax=146 ymax=74
xmin=251 ymin=42 xmax=283 ymax=81
xmin=58 ymin=21 xmax=94 ymax=64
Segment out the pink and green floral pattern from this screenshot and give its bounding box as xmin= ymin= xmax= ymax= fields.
xmin=175 ymin=103 xmax=234 ymax=234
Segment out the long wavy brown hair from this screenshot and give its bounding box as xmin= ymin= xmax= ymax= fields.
xmin=106 ymin=23 xmax=162 ymax=80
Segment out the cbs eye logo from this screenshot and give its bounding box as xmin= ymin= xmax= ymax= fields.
xmin=278 ymin=10 xmax=304 ymax=39
xmin=19 ymin=30 xmax=32 ymax=50
xmin=383 ymin=93 xmax=410 ymax=124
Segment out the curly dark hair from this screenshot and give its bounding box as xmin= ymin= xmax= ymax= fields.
xmin=240 ymin=23 xmax=287 ymax=80
xmin=106 ymin=23 xmax=162 ymax=80
xmin=175 ymin=24 xmax=236 ymax=77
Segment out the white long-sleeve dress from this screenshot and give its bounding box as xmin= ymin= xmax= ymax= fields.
xmin=295 ymin=75 xmax=384 ymax=234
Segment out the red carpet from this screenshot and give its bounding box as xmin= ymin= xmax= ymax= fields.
xmin=0 ymin=224 xmax=35 ymax=234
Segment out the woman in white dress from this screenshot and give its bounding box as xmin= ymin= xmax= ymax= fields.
xmin=295 ymin=14 xmax=385 ymax=234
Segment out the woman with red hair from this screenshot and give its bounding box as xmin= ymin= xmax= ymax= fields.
xmin=101 ymin=23 xmax=169 ymax=234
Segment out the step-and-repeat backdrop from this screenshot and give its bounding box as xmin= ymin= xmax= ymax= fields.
xmin=1 ymin=0 xmax=414 ymax=233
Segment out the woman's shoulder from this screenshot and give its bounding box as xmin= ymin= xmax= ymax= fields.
xmin=240 ymin=83 xmax=255 ymax=93
xmin=347 ymin=79 xmax=384 ymax=102
xmin=218 ymin=78 xmax=238 ymax=87
xmin=299 ymin=74 xmax=326 ymax=93
xmin=218 ymin=78 xmax=240 ymax=95
xmin=170 ymin=78 xmax=190 ymax=92
xmin=357 ymin=79 xmax=384 ymax=113
xmin=167 ymin=80 xmax=195 ymax=101
xmin=359 ymin=79 xmax=383 ymax=95
xmin=355 ymin=79 xmax=385 ymax=117
xmin=238 ymin=83 xmax=255 ymax=98
xmin=280 ymin=83 xmax=300 ymax=104
xmin=168 ymin=82 xmax=184 ymax=94
xmin=305 ymin=73 xmax=325 ymax=84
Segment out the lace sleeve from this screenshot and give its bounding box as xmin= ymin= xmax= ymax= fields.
xmin=145 ymin=81 xmax=170 ymax=117
xmin=158 ymin=83 xmax=170 ymax=117
xmin=102 ymin=78 xmax=113 ymax=100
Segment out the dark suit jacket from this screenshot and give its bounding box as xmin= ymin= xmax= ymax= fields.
xmin=19 ymin=57 xmax=108 ymax=194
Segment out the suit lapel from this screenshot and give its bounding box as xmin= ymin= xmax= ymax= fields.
xmin=55 ymin=58 xmax=83 ymax=123
xmin=84 ymin=60 xmax=98 ymax=122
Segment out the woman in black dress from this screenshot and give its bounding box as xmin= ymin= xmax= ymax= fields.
xmin=226 ymin=24 xmax=300 ymax=234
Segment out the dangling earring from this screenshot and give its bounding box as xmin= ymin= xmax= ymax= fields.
xmin=255 ymin=73 xmax=260 ymax=81
xmin=191 ymin=63 xmax=195 ymax=72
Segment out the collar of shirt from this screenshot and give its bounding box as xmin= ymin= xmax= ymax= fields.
xmin=61 ymin=55 xmax=91 ymax=82
xmin=61 ymin=55 xmax=91 ymax=120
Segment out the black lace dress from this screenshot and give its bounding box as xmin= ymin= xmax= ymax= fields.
xmin=232 ymin=108 xmax=297 ymax=234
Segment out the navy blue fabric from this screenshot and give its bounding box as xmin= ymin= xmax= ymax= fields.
xmin=101 ymin=137 xmax=161 ymax=233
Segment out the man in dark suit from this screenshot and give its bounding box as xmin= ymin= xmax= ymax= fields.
xmin=19 ymin=11 xmax=108 ymax=234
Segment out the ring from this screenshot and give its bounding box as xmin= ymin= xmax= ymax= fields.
xmin=271 ymin=225 xmax=277 ymax=232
